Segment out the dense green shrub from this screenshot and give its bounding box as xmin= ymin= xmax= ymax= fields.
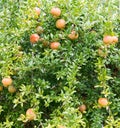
xmin=0 ymin=0 xmax=120 ymax=128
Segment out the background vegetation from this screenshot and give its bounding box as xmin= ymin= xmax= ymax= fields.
xmin=0 ymin=0 xmax=120 ymax=127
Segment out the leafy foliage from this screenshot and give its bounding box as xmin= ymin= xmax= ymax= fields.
xmin=0 ymin=0 xmax=120 ymax=127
